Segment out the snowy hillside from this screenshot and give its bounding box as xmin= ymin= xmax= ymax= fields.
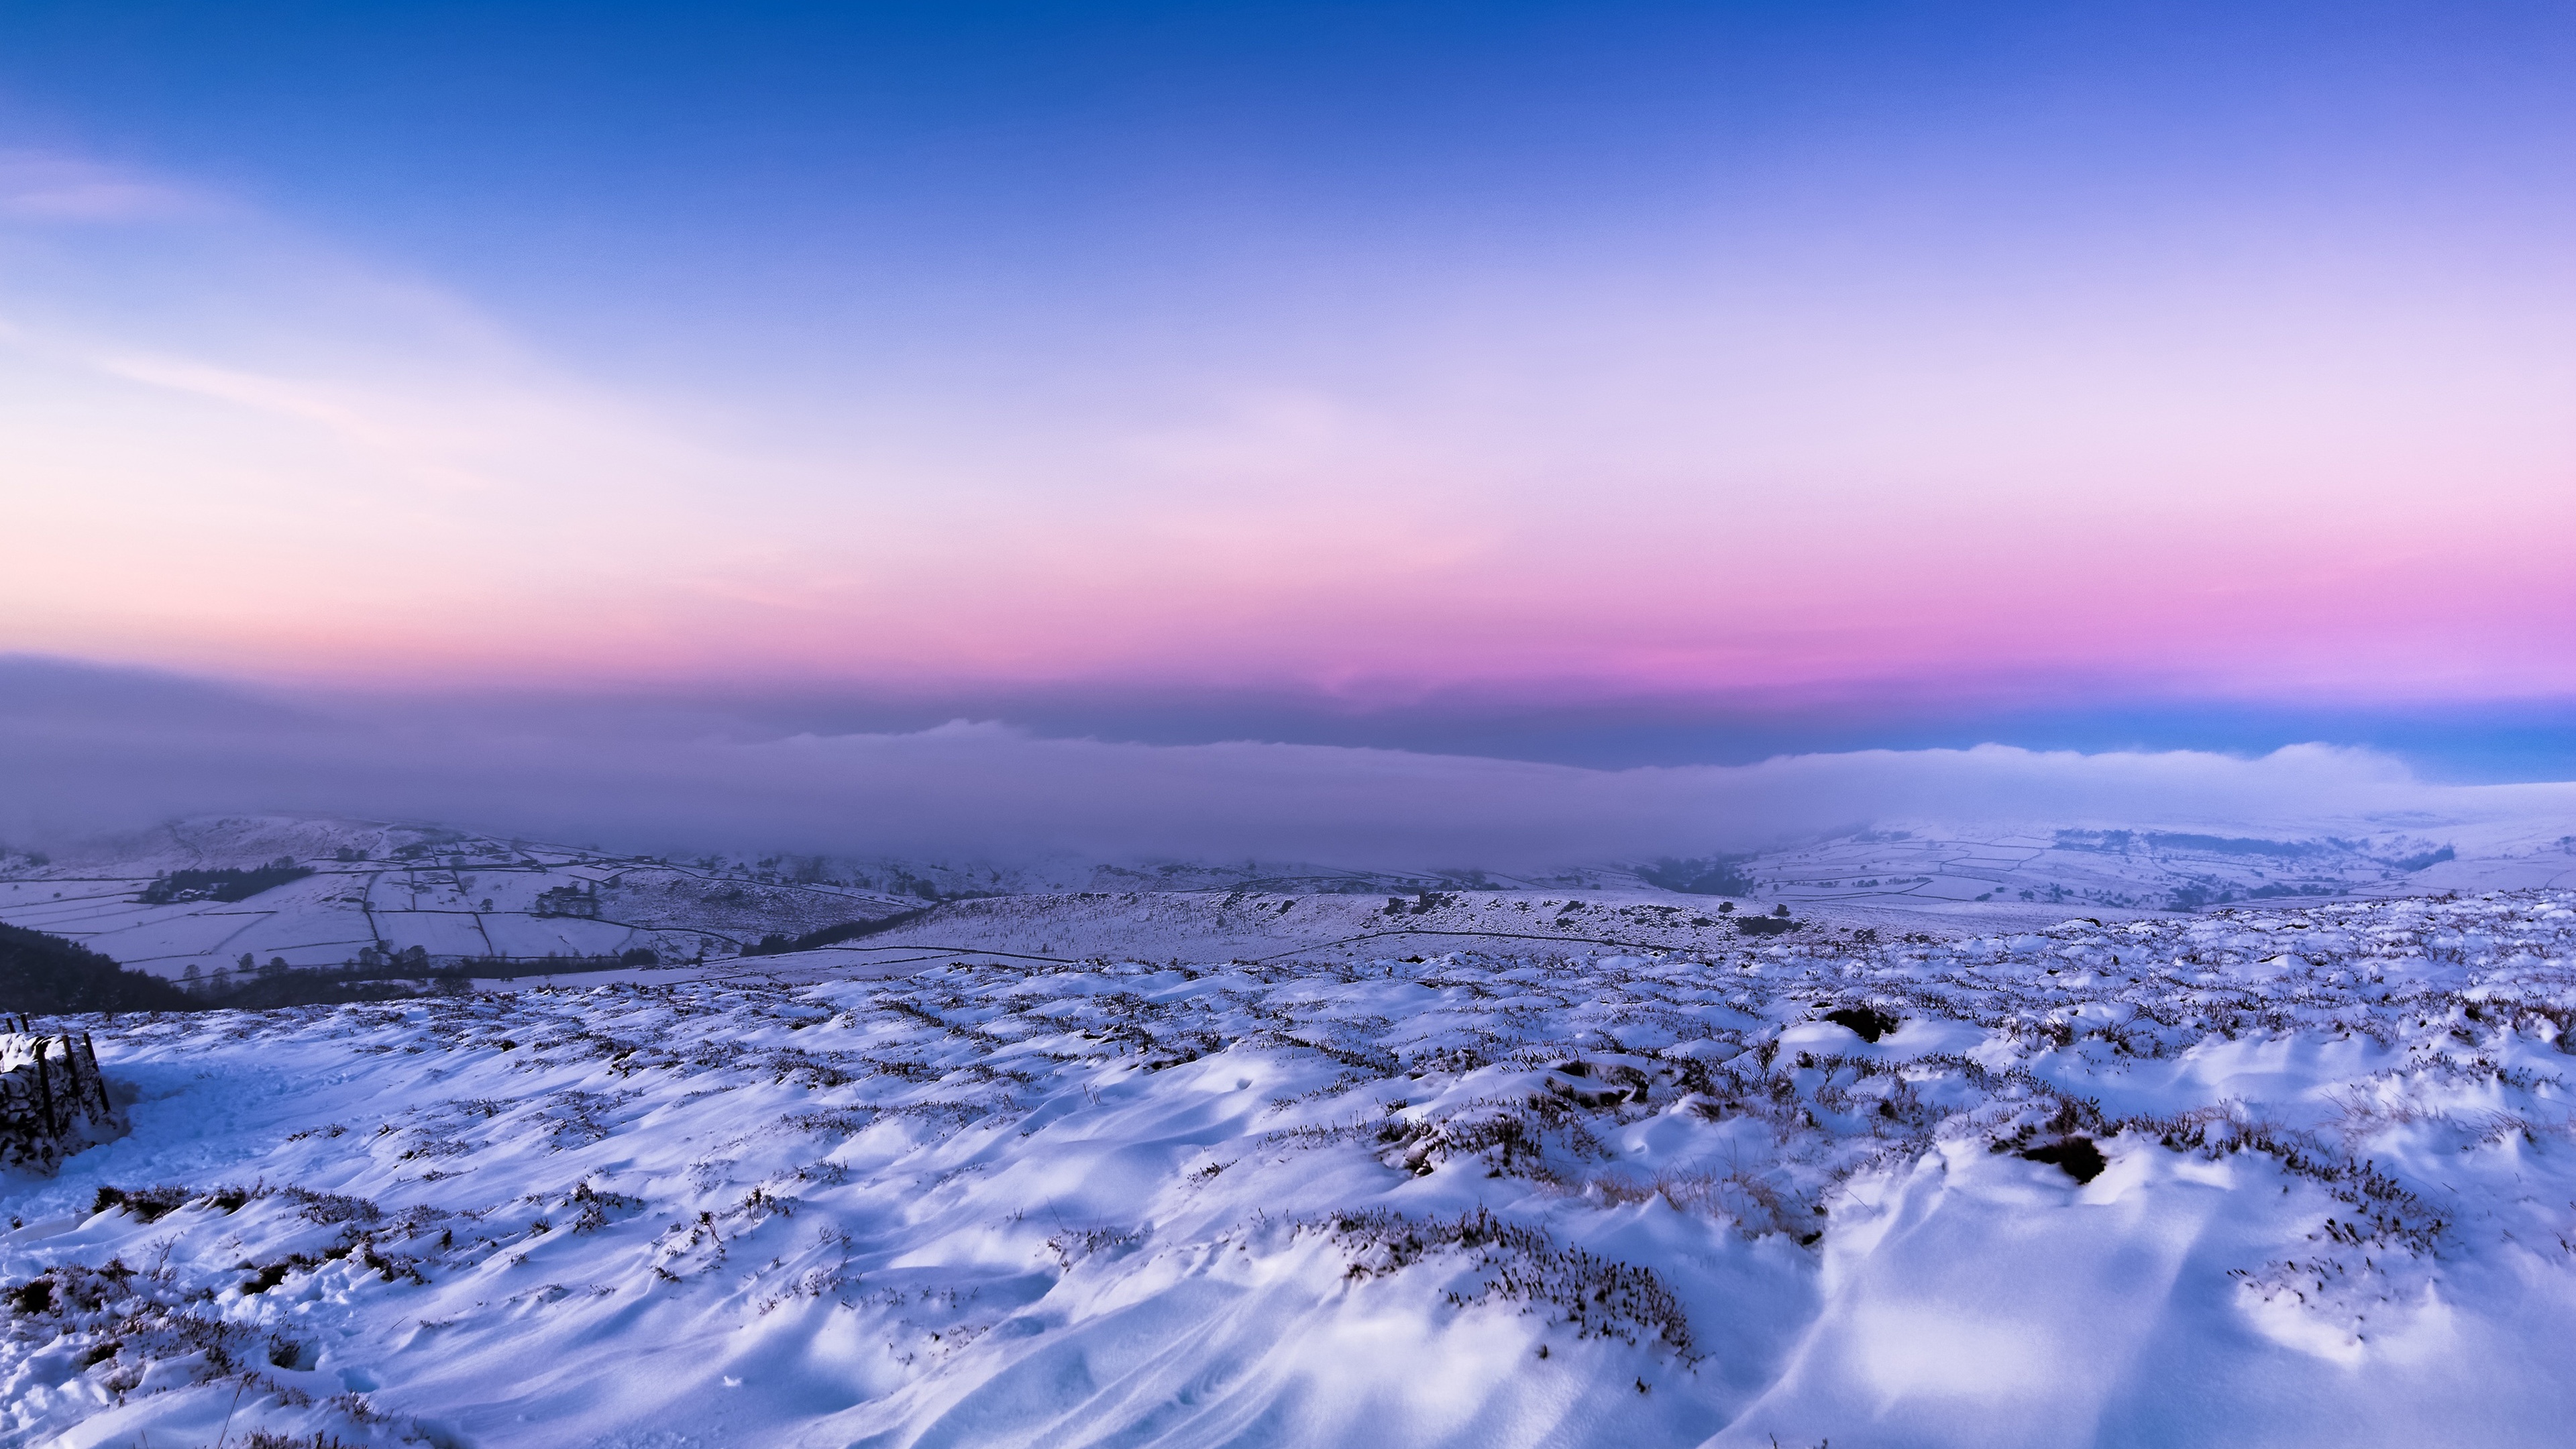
xmin=9 ymin=891 xmax=2576 ymax=1446
xmin=753 ymin=886 xmax=2133 ymax=978
xmin=1729 ymin=823 xmax=2575 ymax=911
xmin=7 ymin=812 xmax=2563 ymax=989
xmin=0 ymin=818 xmax=930 ymax=984
xmin=0 ymin=816 xmax=1612 ymax=985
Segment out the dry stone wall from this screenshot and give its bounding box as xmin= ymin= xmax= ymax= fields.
xmin=0 ymin=1020 xmax=123 ymax=1171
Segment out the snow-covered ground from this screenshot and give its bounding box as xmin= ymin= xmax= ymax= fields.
xmin=0 ymin=818 xmax=931 ymax=981
xmin=1737 ymin=824 xmax=2545 ymax=910
xmin=10 ymin=890 xmax=2576 ymax=1447
xmin=12 ymin=812 xmax=2570 ymax=984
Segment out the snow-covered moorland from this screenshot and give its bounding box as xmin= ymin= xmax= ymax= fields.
xmin=10 ymin=892 xmax=2576 ymax=1448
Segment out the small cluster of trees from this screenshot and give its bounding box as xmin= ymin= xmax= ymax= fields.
xmin=170 ymin=946 xmax=470 ymax=1008
xmin=138 ymin=859 xmax=315 ymax=905
xmin=1639 ymin=856 xmax=1758 ymax=897
xmin=742 ymin=908 xmax=934 ymax=957
xmin=454 ymin=949 xmax=660 ymax=978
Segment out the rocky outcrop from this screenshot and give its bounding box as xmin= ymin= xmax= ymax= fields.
xmin=1 ymin=1020 xmax=124 ymax=1171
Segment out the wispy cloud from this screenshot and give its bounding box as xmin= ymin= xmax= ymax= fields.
xmin=95 ymin=352 xmax=394 ymax=443
xmin=0 ymin=148 xmax=787 ymax=663
xmin=0 ymin=151 xmax=208 ymax=221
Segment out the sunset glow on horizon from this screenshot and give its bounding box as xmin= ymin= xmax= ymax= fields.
xmin=5 ymin=2 xmax=2573 ymax=763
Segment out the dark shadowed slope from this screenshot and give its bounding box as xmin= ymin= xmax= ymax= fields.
xmin=0 ymin=922 xmax=189 ymax=1014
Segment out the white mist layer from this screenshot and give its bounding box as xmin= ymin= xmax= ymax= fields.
xmin=3 ymin=660 xmax=2570 ymax=868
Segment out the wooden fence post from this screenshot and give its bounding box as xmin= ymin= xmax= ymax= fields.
xmin=32 ymin=1040 xmax=57 ymax=1134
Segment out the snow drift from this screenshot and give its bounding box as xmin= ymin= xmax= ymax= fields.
xmin=7 ymin=892 xmax=2576 ymax=1446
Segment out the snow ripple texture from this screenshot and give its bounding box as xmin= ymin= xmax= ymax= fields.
xmin=9 ymin=892 xmax=2576 ymax=1448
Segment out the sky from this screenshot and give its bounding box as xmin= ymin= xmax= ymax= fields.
xmin=3 ymin=2 xmax=2573 ymax=854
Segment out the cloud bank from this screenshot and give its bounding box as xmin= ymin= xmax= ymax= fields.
xmin=4 ymin=657 xmax=2570 ymax=869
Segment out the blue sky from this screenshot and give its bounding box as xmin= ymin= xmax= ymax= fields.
xmin=3 ymin=1 xmax=2571 ymax=784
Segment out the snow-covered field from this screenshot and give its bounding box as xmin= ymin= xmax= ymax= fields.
xmin=13 ymin=812 xmax=2572 ymax=986
xmin=0 ymin=818 xmax=932 ymax=980
xmin=11 ymin=891 xmax=2576 ymax=1447
xmin=1740 ymin=824 xmax=2574 ymax=910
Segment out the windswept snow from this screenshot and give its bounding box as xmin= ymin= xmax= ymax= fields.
xmin=9 ymin=892 xmax=2576 ymax=1446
